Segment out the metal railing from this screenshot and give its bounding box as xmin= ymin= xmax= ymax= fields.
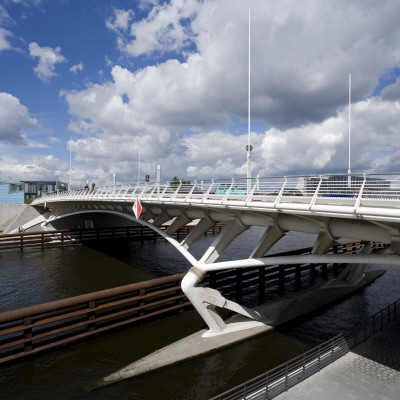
xmin=209 ymin=335 xmax=349 ymax=400
xmin=346 ymin=299 xmax=400 ymax=348
xmin=32 ymin=173 xmax=400 ymax=219
xmin=209 ymin=298 xmax=400 ymax=400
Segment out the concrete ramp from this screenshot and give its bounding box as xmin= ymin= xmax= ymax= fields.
xmin=0 ymin=205 xmax=27 ymax=232
xmin=3 ymin=205 xmax=50 ymax=233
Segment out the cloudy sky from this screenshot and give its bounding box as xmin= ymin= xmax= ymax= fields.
xmin=1 ymin=0 xmax=400 ymax=187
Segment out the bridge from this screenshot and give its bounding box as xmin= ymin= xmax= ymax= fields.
xmin=30 ymin=173 xmax=400 ymax=388
xmin=31 ymin=173 xmax=400 ymax=333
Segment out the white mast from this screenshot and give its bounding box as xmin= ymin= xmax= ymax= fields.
xmin=246 ymin=8 xmax=252 ymax=191
xmin=348 ymin=74 xmax=351 ymax=187
xmin=138 ymin=136 xmax=141 ymax=184
xmin=69 ymin=137 xmax=72 ymax=189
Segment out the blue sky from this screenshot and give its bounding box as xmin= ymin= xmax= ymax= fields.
xmin=1 ymin=0 xmax=400 ymax=187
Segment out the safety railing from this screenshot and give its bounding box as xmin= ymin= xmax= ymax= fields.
xmin=0 ymin=274 xmax=190 ymax=364
xmin=0 ymin=223 xmax=226 ymax=251
xmin=209 ymin=335 xmax=349 ymax=400
xmin=0 ymin=227 xmax=156 ymax=251
xmin=346 ymin=299 xmax=400 ymax=349
xmin=32 ymin=174 xmax=400 ymax=216
xmin=208 ymin=297 xmax=400 ymax=400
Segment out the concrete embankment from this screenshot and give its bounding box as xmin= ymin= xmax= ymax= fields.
xmin=1 ymin=205 xmax=49 ymax=234
xmin=0 ymin=204 xmax=27 ymax=233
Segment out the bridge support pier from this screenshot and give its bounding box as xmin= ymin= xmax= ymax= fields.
xmin=181 ymin=266 xmax=262 ymax=334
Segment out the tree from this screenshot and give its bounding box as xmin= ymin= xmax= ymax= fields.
xmin=170 ymin=176 xmax=191 ymax=188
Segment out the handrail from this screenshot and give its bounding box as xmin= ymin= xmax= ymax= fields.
xmin=209 ymin=335 xmax=349 ymax=400
xmin=208 ymin=297 xmax=400 ymax=400
xmin=33 ymin=174 xmax=400 ymax=219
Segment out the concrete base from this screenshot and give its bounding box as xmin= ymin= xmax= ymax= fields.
xmin=86 ymin=270 xmax=384 ymax=392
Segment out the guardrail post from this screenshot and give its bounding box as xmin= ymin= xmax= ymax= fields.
xmin=295 ymin=264 xmax=301 ymax=280
xmin=23 ymin=316 xmax=33 ymax=352
xmin=88 ymin=300 xmax=96 ymax=332
xmin=20 ymin=234 xmax=23 ymax=251
xmin=279 ymin=265 xmax=285 ymax=295
xmin=209 ymin=271 xmax=217 ymax=288
xmin=285 ymin=362 xmax=289 ymax=391
xmin=236 ymin=269 xmax=243 ymax=303
xmin=258 ymin=266 xmax=266 ymax=303
xmin=318 ymin=347 xmax=321 ymax=371
xmin=139 ymin=289 xmax=146 ymax=317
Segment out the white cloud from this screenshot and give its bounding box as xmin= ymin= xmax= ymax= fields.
xmin=0 ymin=92 xmax=37 ymax=145
xmin=0 ymin=5 xmax=14 ymax=51
xmin=58 ymin=0 xmax=400 ymax=185
xmin=107 ymin=0 xmax=200 ymax=57
xmin=105 ymin=9 xmax=134 ymax=33
xmin=258 ymin=98 xmax=400 ymax=176
xmin=0 ymin=26 xmax=12 ymax=51
xmin=29 ymin=42 xmax=67 ymax=82
xmin=70 ymin=62 xmax=83 ymax=74
xmin=0 ymin=153 xmax=68 ymax=183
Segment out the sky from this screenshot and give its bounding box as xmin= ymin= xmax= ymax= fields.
xmin=1 ymin=0 xmax=400 ymax=187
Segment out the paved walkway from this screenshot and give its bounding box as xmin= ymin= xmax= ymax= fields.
xmin=275 ymin=319 xmax=400 ymax=400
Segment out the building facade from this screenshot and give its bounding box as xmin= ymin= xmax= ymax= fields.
xmin=0 ymin=183 xmax=24 ymax=204
xmin=22 ymin=181 xmax=69 ymax=199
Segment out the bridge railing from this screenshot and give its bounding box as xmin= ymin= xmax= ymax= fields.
xmin=33 ymin=173 xmax=400 ymax=211
xmin=208 ymin=297 xmax=400 ymax=400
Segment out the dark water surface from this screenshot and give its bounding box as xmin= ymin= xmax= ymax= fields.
xmin=1 ymin=229 xmax=399 ymax=399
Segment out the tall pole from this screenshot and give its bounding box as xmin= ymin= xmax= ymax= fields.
xmin=69 ymin=137 xmax=72 ymax=190
xmin=246 ymin=8 xmax=252 ymax=192
xmin=138 ymin=136 xmax=141 ymax=184
xmin=348 ymin=74 xmax=351 ymax=187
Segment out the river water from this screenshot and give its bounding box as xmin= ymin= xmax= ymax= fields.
xmin=1 ymin=228 xmax=400 ymax=400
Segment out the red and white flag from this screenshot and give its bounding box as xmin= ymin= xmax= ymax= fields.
xmin=133 ymin=198 xmax=142 ymax=219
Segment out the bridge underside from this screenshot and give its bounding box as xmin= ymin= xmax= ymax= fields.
xmin=31 ymin=198 xmax=400 ymax=335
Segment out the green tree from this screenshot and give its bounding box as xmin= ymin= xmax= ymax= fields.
xmin=170 ymin=176 xmax=191 ymax=188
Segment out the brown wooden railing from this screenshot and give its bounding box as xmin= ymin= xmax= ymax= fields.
xmin=0 ymin=274 xmax=189 ymax=364
xmin=0 ymin=223 xmax=225 ymax=251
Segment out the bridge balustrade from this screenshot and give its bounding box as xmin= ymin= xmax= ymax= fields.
xmin=39 ymin=174 xmax=400 ymax=211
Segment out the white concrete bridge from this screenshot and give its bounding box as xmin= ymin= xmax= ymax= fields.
xmin=31 ymin=173 xmax=400 ymax=335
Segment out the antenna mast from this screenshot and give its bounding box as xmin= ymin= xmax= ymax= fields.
xmin=138 ymin=136 xmax=141 ymax=184
xmin=69 ymin=137 xmax=72 ymax=189
xmin=246 ymin=8 xmax=252 ymax=190
xmin=348 ymin=74 xmax=351 ymax=186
